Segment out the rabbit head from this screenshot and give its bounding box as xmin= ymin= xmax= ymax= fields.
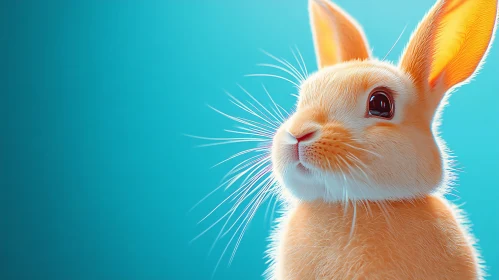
xmin=271 ymin=0 xmax=498 ymax=201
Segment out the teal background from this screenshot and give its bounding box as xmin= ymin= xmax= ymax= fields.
xmin=3 ymin=0 xmax=498 ymax=279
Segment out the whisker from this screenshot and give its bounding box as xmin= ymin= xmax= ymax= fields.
xmin=345 ymin=154 xmax=371 ymax=183
xmin=383 ymin=24 xmax=408 ymax=61
xmin=257 ymin=63 xmax=304 ymax=84
xmin=245 ymin=74 xmax=301 ymax=88
xmin=294 ymin=45 xmax=309 ymax=77
xmin=223 ymin=176 xmax=274 ymax=237
xmin=264 ymin=192 xmax=276 ymax=224
xmin=377 ymin=200 xmax=394 ymax=231
xmin=222 ymin=155 xmax=269 ymax=181
xmin=262 ymin=85 xmax=287 ymax=122
xmin=224 ymin=129 xmax=273 ymax=139
xmin=195 ymin=139 xmax=269 ymax=148
xmin=208 ymin=105 xmax=275 ymax=135
xmin=269 ymin=192 xmax=279 ymax=222
xmin=226 ymin=95 xmax=278 ymax=131
xmin=259 ymin=49 xmax=306 ymax=81
xmin=211 ymin=147 xmax=268 ymax=168
xmin=197 ymin=160 xmax=267 ymax=225
xmin=190 ymin=78 xmax=288 ymax=272
xmin=290 ymin=47 xmax=307 ymax=81
xmin=229 ymin=180 xmax=275 ymax=264
xmin=238 ymin=84 xmax=283 ymax=125
xmin=234 ymin=126 xmax=274 ymax=139
xmin=227 ymin=160 xmax=272 ymax=202
xmin=339 ymin=165 xmax=350 ymax=214
xmin=210 ymin=160 xmax=272 ymax=244
xmin=227 ymin=90 xmax=279 ymax=126
xmin=342 ymin=142 xmax=382 ymax=158
xmin=185 ymin=134 xmax=266 ymax=142
xmin=211 ymin=175 xmax=274 ymax=273
xmin=349 ymin=201 xmax=357 ymax=240
xmin=190 ymin=209 xmax=232 ymax=244
xmin=276 ymin=103 xmax=291 ymax=117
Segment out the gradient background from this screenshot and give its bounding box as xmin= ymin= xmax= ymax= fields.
xmin=3 ymin=0 xmax=498 ymax=279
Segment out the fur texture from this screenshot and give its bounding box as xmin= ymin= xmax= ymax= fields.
xmin=273 ymin=196 xmax=482 ymax=280
xmin=266 ymin=0 xmax=498 ymax=279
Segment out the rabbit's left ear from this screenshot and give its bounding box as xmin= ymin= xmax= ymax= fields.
xmin=400 ymin=0 xmax=498 ymax=100
xmin=309 ymin=0 xmax=371 ymax=69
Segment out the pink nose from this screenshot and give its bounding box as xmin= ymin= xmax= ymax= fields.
xmin=289 ymin=130 xmax=318 ymax=143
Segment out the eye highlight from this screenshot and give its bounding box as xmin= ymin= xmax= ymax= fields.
xmin=367 ymin=89 xmax=394 ymax=119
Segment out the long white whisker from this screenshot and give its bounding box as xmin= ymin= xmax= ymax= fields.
xmin=260 ymin=49 xmax=305 ymax=81
xmin=212 ymin=147 xmax=268 ymax=168
xmin=245 ymin=74 xmax=300 ymax=88
xmin=212 ymin=178 xmax=272 ymax=274
xmin=224 ymin=129 xmax=272 ymax=139
xmin=229 ymin=179 xmax=275 ymax=264
xmin=257 ymin=63 xmax=304 ymax=84
xmin=190 ymin=209 xmax=232 ymax=244
xmin=262 ymin=85 xmax=286 ymax=122
xmin=210 ymin=173 xmax=272 ymax=271
xmin=264 ymin=192 xmax=274 ymax=223
xmin=191 ymin=82 xmax=288 ymax=273
xmin=226 ymin=99 xmax=278 ymax=131
xmin=231 ymin=160 xmax=269 ymax=202
xmin=208 ymin=159 xmax=269 ymax=218
xmin=238 ymin=84 xmax=283 ymax=125
xmin=197 ymin=161 xmax=265 ymax=225
xmin=195 ymin=139 xmax=268 ymax=148
xmin=269 ymin=191 xmax=279 ymax=222
xmin=290 ymin=47 xmax=307 ymax=80
xmin=276 ymin=103 xmax=291 ymax=116
xmin=235 ymin=125 xmax=274 ymax=137
xmin=349 ymin=201 xmax=357 ymax=240
xmin=223 ymin=176 xmax=274 ymax=237
xmin=294 ymin=45 xmax=308 ymax=77
xmin=377 ymin=201 xmax=394 ymax=231
xmin=383 ymin=24 xmax=408 ymax=61
xmin=185 ymin=134 xmax=266 ymax=142
xmin=246 ymin=101 xmax=281 ymax=127
xmin=226 ymin=91 xmax=279 ymax=128
xmin=209 ymin=160 xmax=271 ymax=251
xmin=223 ymin=155 xmax=269 ymax=182
xmin=208 ymin=105 xmax=275 ymax=134
xmin=342 ymin=143 xmax=382 ymax=158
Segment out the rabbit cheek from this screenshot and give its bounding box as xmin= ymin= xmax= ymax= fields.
xmin=364 ymin=124 xmax=443 ymax=196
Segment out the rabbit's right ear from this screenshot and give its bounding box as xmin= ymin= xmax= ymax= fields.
xmin=400 ymin=0 xmax=498 ymax=104
xmin=309 ymin=0 xmax=371 ymax=69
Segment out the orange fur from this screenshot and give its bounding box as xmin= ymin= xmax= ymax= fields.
xmin=269 ymin=0 xmax=497 ymax=280
xmin=310 ymin=0 xmax=371 ymax=68
xmin=276 ymin=196 xmax=480 ymax=280
xmin=267 ymin=0 xmax=498 ymax=279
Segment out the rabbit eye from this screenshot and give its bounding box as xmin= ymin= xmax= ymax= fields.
xmin=368 ymin=91 xmax=394 ymax=119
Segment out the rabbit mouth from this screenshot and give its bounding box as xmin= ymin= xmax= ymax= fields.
xmin=281 ymin=162 xmax=328 ymax=201
xmin=296 ymin=162 xmax=310 ymax=174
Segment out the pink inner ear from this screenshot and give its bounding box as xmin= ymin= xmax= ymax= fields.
xmin=401 ymin=0 xmax=498 ymax=95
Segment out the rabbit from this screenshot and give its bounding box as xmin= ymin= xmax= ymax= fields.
xmin=266 ymin=0 xmax=498 ymax=279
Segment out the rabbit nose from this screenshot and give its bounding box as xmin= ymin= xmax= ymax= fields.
xmin=287 ymin=129 xmax=319 ymax=144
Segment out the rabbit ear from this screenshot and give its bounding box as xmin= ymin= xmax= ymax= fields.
xmin=400 ymin=0 xmax=498 ymax=99
xmin=309 ymin=0 xmax=371 ymax=69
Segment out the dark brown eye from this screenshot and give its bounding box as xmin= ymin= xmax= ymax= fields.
xmin=368 ymin=91 xmax=394 ymax=119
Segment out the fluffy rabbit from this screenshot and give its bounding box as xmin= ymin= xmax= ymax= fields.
xmin=267 ymin=0 xmax=498 ymax=279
